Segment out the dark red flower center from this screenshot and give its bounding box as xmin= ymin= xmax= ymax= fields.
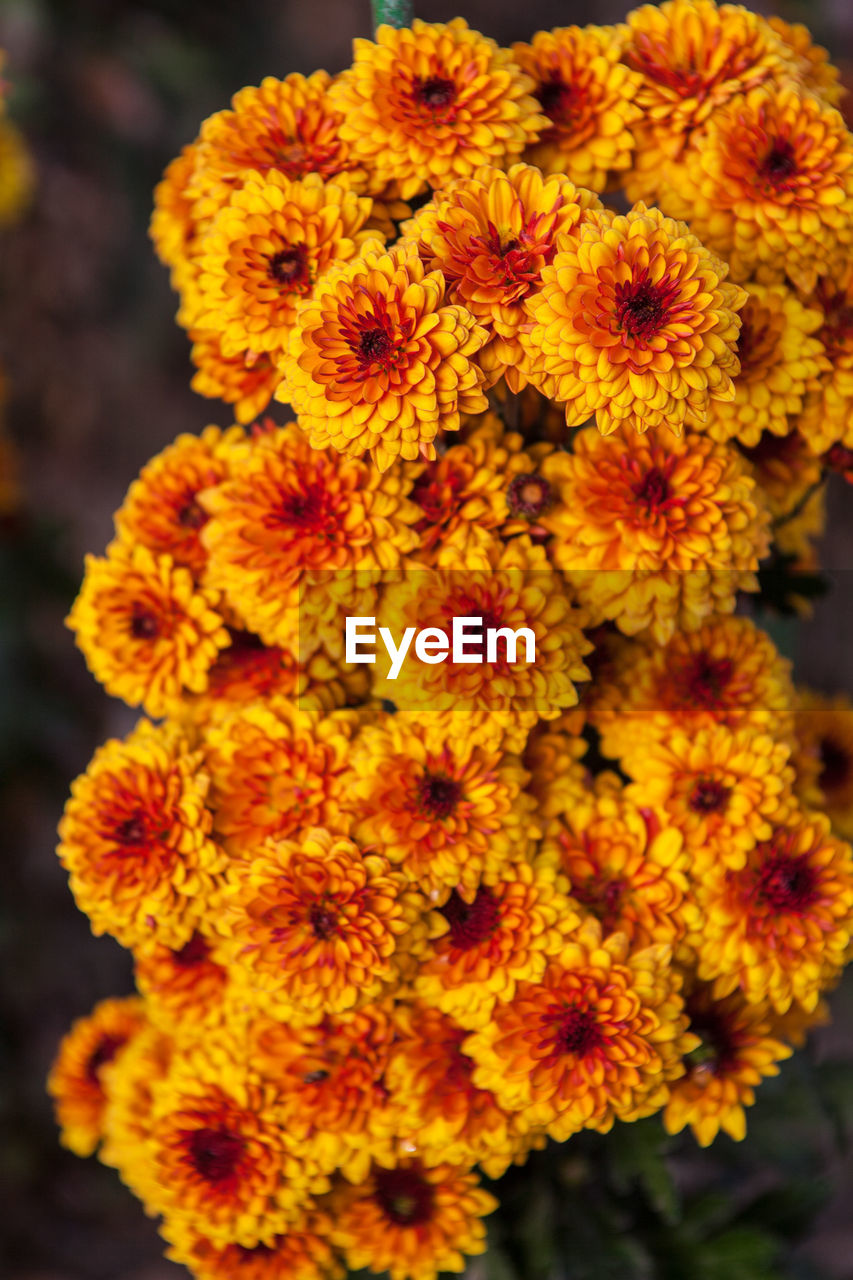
xmin=689 ymin=778 xmax=731 ymax=814
xmin=278 ymin=481 xmax=330 ymax=531
xmin=558 ymin=1008 xmax=601 ymax=1057
xmin=760 ymin=138 xmax=798 ymax=187
xmin=186 ymin=1126 xmax=245 ymax=1184
xmin=374 ymin=1166 xmax=435 ymax=1226
xmin=757 ymin=852 xmax=818 ymax=913
xmin=268 ymin=243 xmax=309 ymax=287
xmin=309 ymin=903 xmax=339 ymax=940
xmin=538 ymin=75 xmax=584 ymax=126
xmin=86 ymin=1035 xmax=124 ymax=1084
xmin=684 ymin=653 xmax=733 ymax=708
xmin=615 ymin=278 xmax=671 ymax=340
xmin=819 ymin=736 xmax=851 ymax=794
xmin=633 ymin=465 xmax=670 ymax=511
xmin=440 ymin=886 xmax=501 ymax=949
xmin=824 ymin=443 xmax=853 ymax=477
xmin=414 ymin=76 xmax=456 ymax=111
xmin=116 ymin=814 xmax=147 ymax=844
xmin=235 ymin=1242 xmax=277 ymax=1263
xmin=130 ymin=605 xmax=160 ymax=640
xmin=172 ymin=931 xmax=211 ymax=968
xmin=507 ymin=472 xmax=553 ymax=519
xmin=359 ymin=327 xmax=393 ymax=363
xmin=417 ymin=771 xmax=462 ymax=819
xmin=177 ymin=497 xmax=207 ymax=529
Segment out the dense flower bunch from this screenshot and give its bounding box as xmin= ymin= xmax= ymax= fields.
xmin=52 ymin=6 xmax=853 ymax=1280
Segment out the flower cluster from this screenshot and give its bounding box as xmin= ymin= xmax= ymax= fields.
xmin=52 ymin=6 xmax=853 ymax=1280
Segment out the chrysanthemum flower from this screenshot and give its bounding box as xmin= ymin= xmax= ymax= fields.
xmin=114 ymin=426 xmax=247 ymax=577
xmin=793 ymin=691 xmax=853 ymax=839
xmin=739 ymin=428 xmax=823 ymax=541
xmin=662 ymin=85 xmax=853 ymax=292
xmin=402 ymin=164 xmax=602 ymax=391
xmin=414 ymin=854 xmax=579 ymax=1030
xmin=588 ymin=616 xmax=796 ymax=761
xmin=57 ymin=719 xmax=224 ymax=949
xmin=694 ymin=813 xmax=853 ymax=1012
xmin=217 ymin=827 xmax=422 ymax=1022
xmin=67 ymin=542 xmax=229 ymax=717
xmin=345 ymin=717 xmax=537 ymax=903
xmin=540 ymin=780 xmax=687 ymax=949
xmin=521 ymin=204 xmax=747 ymax=436
xmin=663 ymin=983 xmax=792 ymax=1146
xmin=766 ymin=17 xmax=845 ymax=107
xmin=189 ymin=331 xmax=280 ymax=423
xmin=464 ymin=918 xmax=695 ymax=1140
xmin=47 ymin=996 xmax=146 ymax=1157
xmin=199 ymin=424 xmax=419 ymax=653
xmin=522 ymin=716 xmax=589 ymax=819
xmin=704 ymin=283 xmax=827 ymax=447
xmin=150 ymin=144 xmax=199 ymax=277
xmin=387 ymin=1003 xmax=532 ymax=1177
xmin=248 ymin=1004 xmax=397 ymax=1184
xmin=100 ymin=1023 xmax=173 ymax=1198
xmin=327 ymin=18 xmax=545 ymax=201
xmin=133 ymin=931 xmax=229 ymax=1036
xmin=203 ymin=698 xmax=359 ymax=852
xmin=281 ymin=240 xmax=489 ymax=472
xmin=327 ymin=1157 xmax=497 ymax=1280
xmin=797 ymin=267 xmax=853 ymax=454
xmin=539 ymin=425 xmax=771 ymax=644
xmin=374 ymin=536 xmax=591 ymax=748
xmin=194 ymin=173 xmax=376 ymax=363
xmin=513 ymin=25 xmax=643 ymax=189
xmin=624 ymin=725 xmax=795 ymax=871
xmin=162 ymin=1221 xmax=344 ymax=1280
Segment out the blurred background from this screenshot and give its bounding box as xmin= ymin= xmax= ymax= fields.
xmin=1 ymin=1 xmax=853 ymax=1277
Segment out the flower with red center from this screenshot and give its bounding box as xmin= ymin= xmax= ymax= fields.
xmin=57 ymin=719 xmax=224 ymax=949
xmin=539 ymin=425 xmax=771 ymax=645
xmin=114 ymin=426 xmax=247 ymax=577
xmin=694 ymin=814 xmax=853 ymax=1012
xmin=281 ymin=240 xmax=488 ymax=473
xmin=199 ymin=424 xmax=419 ymax=654
xmin=217 ymin=827 xmax=422 ymax=1022
xmin=402 ymin=163 xmax=602 ymax=390
xmin=162 ymin=1220 xmax=344 ymax=1280
xmin=766 ymin=16 xmax=845 ymax=106
xmin=521 ymin=204 xmax=747 ymax=437
xmin=327 ymin=1158 xmax=497 ymax=1280
xmin=797 ymin=267 xmax=853 ymax=454
xmin=658 ymin=85 xmax=853 ymax=292
xmin=203 ymin=699 xmax=359 ymax=854
xmin=386 ymin=1003 xmax=533 ymax=1178
xmin=588 ymin=616 xmax=796 ymax=762
xmin=374 ymin=536 xmax=591 ymax=749
xmin=48 ymin=996 xmax=146 ymax=1157
xmin=414 ymin=854 xmax=580 ymax=1030
xmin=624 ymin=725 xmax=796 ymax=871
xmin=513 ymin=25 xmax=644 ymax=188
xmin=663 ymin=983 xmax=792 ymax=1146
xmin=327 ymin=18 xmax=545 ymax=201
xmin=540 ymin=778 xmax=687 ymax=948
xmin=345 ymin=716 xmax=537 ymax=903
xmin=66 ymin=541 xmax=229 ymax=717
xmin=189 ymin=332 xmax=280 ymax=423
xmin=793 ymin=691 xmax=853 ymax=839
xmin=133 ymin=931 xmax=229 ymax=1035
xmin=464 ymin=918 xmax=695 ymax=1140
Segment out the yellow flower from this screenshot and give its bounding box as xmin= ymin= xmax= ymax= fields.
xmin=188 ymin=333 xmax=280 ymax=423
xmin=133 ymin=932 xmax=229 ymax=1036
xmin=150 ymin=144 xmax=199 ymax=277
xmin=766 ymin=16 xmax=845 ymax=107
xmin=327 ymin=18 xmax=545 ymax=200
xmin=521 ymin=204 xmax=747 ymax=436
xmin=281 ymin=240 xmax=488 ymax=472
xmin=99 ymin=1023 xmax=173 ymax=1201
xmin=797 ymin=267 xmax=853 ymax=453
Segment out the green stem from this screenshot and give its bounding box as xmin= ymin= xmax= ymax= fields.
xmin=370 ymin=0 xmax=414 ymax=29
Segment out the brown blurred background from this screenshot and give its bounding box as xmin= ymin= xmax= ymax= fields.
xmin=1 ymin=2 xmax=853 ymax=1277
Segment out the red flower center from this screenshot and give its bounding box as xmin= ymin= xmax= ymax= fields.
xmin=507 ymin=472 xmax=553 ymax=519
xmin=414 ymin=76 xmax=456 ymax=113
xmin=374 ymin=1166 xmax=435 ymax=1226
xmin=359 ymin=327 xmax=393 ymax=363
xmin=277 ymin=481 xmax=331 ymax=531
xmin=309 ymin=903 xmax=339 ymax=939
xmin=757 ymin=852 xmax=818 ymax=913
xmin=268 ymin=244 xmax=309 ymax=287
xmin=440 ymin=886 xmax=501 ymax=949
xmin=614 ymin=277 xmax=672 ymax=341
xmin=172 ymin=931 xmax=211 ymax=968
xmin=116 ymin=813 xmax=147 ymax=845
xmin=684 ymin=653 xmax=733 ymax=708
xmin=186 ymin=1126 xmax=245 ymax=1184
xmin=689 ymin=778 xmax=731 ymax=814
xmin=86 ymin=1035 xmax=124 ymax=1084
xmin=418 ymin=771 xmax=462 ymax=819
xmin=760 ymin=138 xmax=798 ymax=189
xmin=177 ymin=497 xmax=207 ymax=529
xmin=538 ymin=75 xmax=585 ymax=127
xmin=632 ymin=465 xmax=671 ymax=512
xmin=819 ymin=736 xmax=851 ymax=794
xmin=131 ymin=606 xmax=160 ymax=640
xmin=558 ymin=1008 xmax=601 ymax=1057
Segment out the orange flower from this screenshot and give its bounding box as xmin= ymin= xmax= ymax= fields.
xmin=521 ymin=204 xmax=747 ymax=436
xmin=163 ymin=1221 xmax=344 ymax=1280
xmin=402 ymin=163 xmax=602 ymax=390
xmin=281 ymin=240 xmax=488 ymax=472
xmin=189 ymin=332 xmax=280 ymax=423
xmin=539 ymin=425 xmax=771 ymax=644
xmin=464 ymin=919 xmax=695 ymax=1140
xmin=66 ymin=542 xmax=229 ymax=717
xmin=522 ymin=716 xmax=589 ymax=819
xmin=739 ymin=429 xmax=823 ymax=540
xmin=57 ymin=719 xmax=224 ymax=950
xmin=327 ymin=1158 xmax=497 ymax=1280
xmin=150 ymin=144 xmax=199 ymax=275
xmin=100 ymin=1023 xmax=173 ymax=1200
xmin=514 ymin=25 xmax=643 ymax=188
xmin=797 ymin=267 xmax=853 ymax=454
xmin=767 ymin=15 xmax=845 ymax=106
xmin=133 ymin=931 xmax=229 ymax=1036
xmin=47 ymin=996 xmax=146 ymax=1157
xmin=327 ymin=18 xmax=545 ymax=200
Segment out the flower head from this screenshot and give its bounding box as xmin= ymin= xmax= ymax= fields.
xmin=99 ymin=1023 xmax=173 ymax=1197
xmin=189 ymin=332 xmax=280 ymax=423
xmin=163 ymin=1222 xmax=343 ymax=1280
xmin=794 ymin=692 xmax=853 ymax=839
xmin=134 ymin=932 xmax=229 ymax=1036
xmin=797 ymin=267 xmax=853 ymax=454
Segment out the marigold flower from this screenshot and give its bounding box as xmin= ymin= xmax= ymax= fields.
xmin=281 ymin=240 xmax=489 ymax=472
xmin=414 ymin=854 xmax=579 ymax=1030
xmin=67 ymin=542 xmax=229 ymax=716
xmin=793 ymin=691 xmax=853 ymax=839
xmin=464 ymin=918 xmax=695 ymax=1140
xmin=134 ymin=931 xmax=229 ymax=1036
xmin=540 ymin=779 xmax=687 ymax=949
xmin=189 ymin=332 xmax=280 ymax=423
xmin=327 ymin=18 xmax=545 ymax=201
xmin=345 ymin=717 xmax=537 ymax=903
xmin=513 ymin=25 xmax=643 ymax=189
xmin=403 ymin=163 xmax=602 ymax=391
xmin=663 ymin=983 xmax=792 ymax=1146
xmin=48 ymin=997 xmax=146 ymax=1157
xmin=539 ymin=425 xmax=770 ymax=644
xmin=521 ymin=204 xmax=747 ymax=436
xmin=694 ymin=813 xmax=853 ymax=1012
xmin=162 ymin=1221 xmax=344 ymax=1280
xmin=57 ymin=719 xmax=224 ymax=949
xmin=797 ymin=267 xmax=853 ymax=454
xmin=766 ymin=16 xmax=845 ymax=107
xmin=217 ymin=827 xmax=422 ymax=1022
xmin=199 ymin=424 xmax=419 ymax=653
xmin=588 ymin=616 xmax=796 ymax=760
xmin=327 ymin=1157 xmax=497 ymax=1280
